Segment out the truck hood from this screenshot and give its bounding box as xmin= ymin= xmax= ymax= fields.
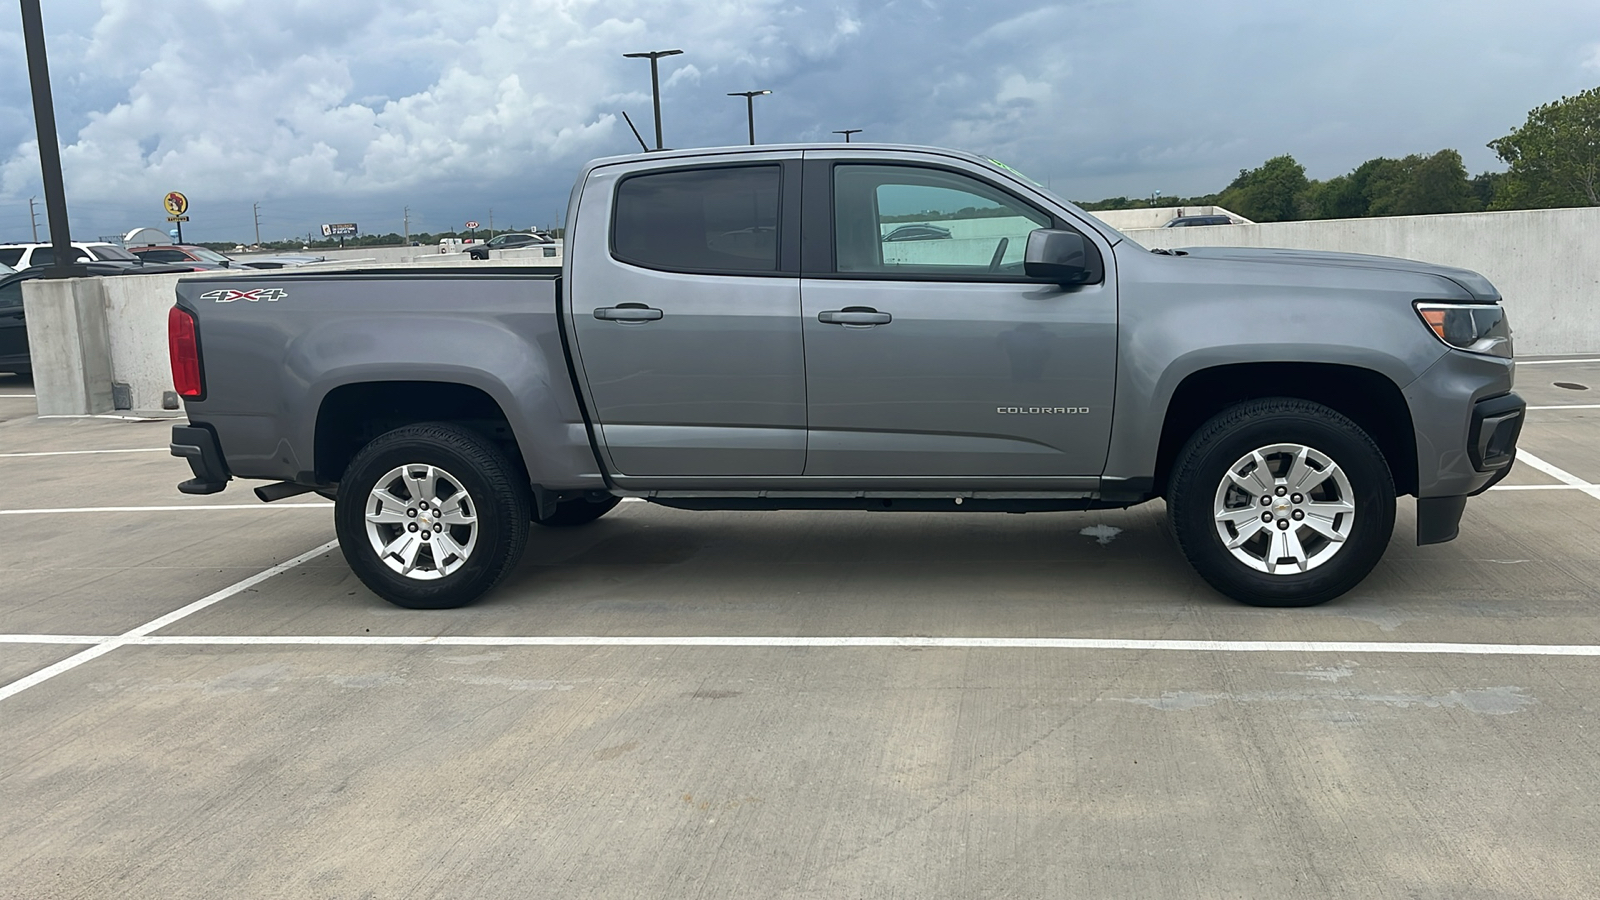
xmin=1176 ymin=247 xmax=1500 ymax=302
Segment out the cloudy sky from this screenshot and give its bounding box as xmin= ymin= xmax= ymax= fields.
xmin=1 ymin=0 xmax=1597 ymax=244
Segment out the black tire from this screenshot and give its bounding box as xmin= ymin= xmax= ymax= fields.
xmin=1167 ymin=398 xmax=1395 ymax=607
xmin=335 ymin=423 xmax=531 ymax=609
xmin=533 ymin=495 xmax=622 ymax=528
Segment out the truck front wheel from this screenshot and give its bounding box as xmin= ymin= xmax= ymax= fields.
xmin=1168 ymin=398 xmax=1396 ymax=607
xmin=334 ymin=423 xmax=531 ymax=609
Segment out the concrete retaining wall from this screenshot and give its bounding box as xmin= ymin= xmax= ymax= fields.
xmin=1123 ymin=206 xmax=1600 ymax=357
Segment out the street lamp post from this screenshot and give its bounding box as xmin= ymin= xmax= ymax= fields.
xmin=19 ymin=0 xmax=85 ymax=278
xmin=727 ymin=90 xmax=770 ymax=145
xmin=623 ymin=49 xmax=683 ymax=150
xmin=832 ymin=129 xmax=862 ymax=143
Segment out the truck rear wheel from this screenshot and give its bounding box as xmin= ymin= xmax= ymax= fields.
xmin=534 ymin=495 xmax=622 ymax=528
xmin=334 ymin=423 xmax=531 ymax=609
xmin=1168 ymin=398 xmax=1395 ymax=607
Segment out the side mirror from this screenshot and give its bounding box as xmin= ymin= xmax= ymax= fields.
xmin=1024 ymin=229 xmax=1091 ymax=283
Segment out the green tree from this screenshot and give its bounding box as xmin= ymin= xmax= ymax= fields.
xmin=1217 ymin=155 xmax=1310 ymax=222
xmin=1488 ymin=85 xmax=1600 ymax=208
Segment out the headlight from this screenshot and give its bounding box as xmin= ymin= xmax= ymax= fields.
xmin=1414 ymin=302 xmax=1512 ymax=358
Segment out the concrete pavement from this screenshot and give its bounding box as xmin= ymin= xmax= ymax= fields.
xmin=3 ymin=361 xmax=1600 ymax=898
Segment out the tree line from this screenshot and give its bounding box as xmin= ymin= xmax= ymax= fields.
xmin=1076 ymin=85 xmax=1600 ymax=222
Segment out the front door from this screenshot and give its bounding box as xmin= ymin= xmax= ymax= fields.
xmin=800 ymin=159 xmax=1117 ymax=477
xmin=566 ymin=156 xmax=806 ymax=477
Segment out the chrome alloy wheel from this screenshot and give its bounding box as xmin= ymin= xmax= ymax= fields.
xmin=363 ymin=464 xmax=479 ymax=580
xmin=1212 ymin=443 xmax=1356 ymax=575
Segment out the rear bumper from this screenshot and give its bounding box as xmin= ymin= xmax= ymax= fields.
xmin=1416 ymin=391 xmax=1525 ymax=545
xmin=171 ymin=424 xmax=232 ymax=495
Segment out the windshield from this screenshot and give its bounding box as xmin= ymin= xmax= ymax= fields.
xmin=190 ymin=247 xmax=235 ymax=264
xmin=981 ymin=157 xmax=1141 ymax=251
xmin=89 ymin=245 xmax=139 ymax=261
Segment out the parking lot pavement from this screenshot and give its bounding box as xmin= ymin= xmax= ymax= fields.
xmin=3 ymin=360 xmax=1600 ymax=898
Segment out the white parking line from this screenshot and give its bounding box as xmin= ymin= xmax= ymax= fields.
xmin=0 ymin=502 xmax=332 ymax=516
xmin=7 ymin=632 xmax=1600 ymax=657
xmin=1518 ymin=358 xmax=1600 ymax=365
xmin=0 ymin=393 xmax=36 ymax=398
xmin=1515 ymin=450 xmax=1600 ymax=501
xmin=0 ymin=540 xmax=339 ymax=704
xmin=0 ymin=447 xmax=168 ymax=458
xmin=1487 ymin=484 xmax=1588 ymax=491
xmin=1528 ymin=404 xmax=1600 ymax=410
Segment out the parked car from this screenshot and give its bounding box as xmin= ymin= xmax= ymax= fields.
xmin=1165 ymin=215 xmax=1235 ymax=227
xmin=130 ymin=244 xmax=246 ymax=269
xmin=1 ymin=260 xmax=193 ymax=375
xmin=882 ymin=223 xmax=953 ymax=242
xmin=465 ymin=232 xmax=553 ymax=259
xmin=170 ymin=142 xmax=1522 ymax=611
xmin=0 ymin=241 xmax=191 ymax=270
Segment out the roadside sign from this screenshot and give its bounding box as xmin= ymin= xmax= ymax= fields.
xmin=320 ymin=223 xmax=359 ymax=237
xmin=465 ymin=221 xmax=480 ymax=229
xmin=163 ymin=191 xmax=188 ymax=217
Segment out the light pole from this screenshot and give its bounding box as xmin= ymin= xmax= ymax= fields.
xmin=20 ymin=0 xmax=84 ymax=278
xmin=622 ymin=49 xmax=683 ymax=150
xmin=832 ymin=129 xmax=862 ymax=143
xmin=727 ymin=90 xmax=770 ymax=145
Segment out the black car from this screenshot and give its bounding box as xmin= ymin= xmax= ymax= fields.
xmin=465 ymin=232 xmax=553 ymax=259
xmin=0 ymin=262 xmax=194 ymax=375
xmin=1164 ymin=215 xmax=1235 ymax=227
xmin=881 ymin=223 xmax=953 ymax=242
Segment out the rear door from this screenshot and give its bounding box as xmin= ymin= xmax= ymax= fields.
xmin=798 ymin=153 xmax=1118 ymax=478
xmin=565 ymin=153 xmax=806 ymax=478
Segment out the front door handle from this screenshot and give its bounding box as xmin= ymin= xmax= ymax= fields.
xmin=818 ymin=307 xmax=892 ymax=326
xmin=594 ymin=304 xmax=663 ymax=323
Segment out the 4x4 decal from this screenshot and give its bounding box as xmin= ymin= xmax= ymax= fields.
xmin=200 ymin=288 xmax=287 ymax=303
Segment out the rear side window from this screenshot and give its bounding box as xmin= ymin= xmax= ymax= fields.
xmin=612 ymin=165 xmax=780 ymax=274
xmin=0 ymin=249 xmax=22 ymax=268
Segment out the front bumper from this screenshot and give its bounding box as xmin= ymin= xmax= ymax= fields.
xmin=171 ymin=424 xmax=232 ymax=495
xmin=1416 ymin=390 xmax=1525 ymax=545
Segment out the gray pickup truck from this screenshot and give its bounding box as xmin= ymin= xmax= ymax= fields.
xmin=167 ymin=143 xmax=1524 ymax=610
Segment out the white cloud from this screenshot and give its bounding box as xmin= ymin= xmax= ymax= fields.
xmin=1 ymin=0 xmax=1597 ymax=240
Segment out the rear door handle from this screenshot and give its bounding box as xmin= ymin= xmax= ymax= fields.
xmin=594 ymin=304 xmax=663 ymax=323
xmin=818 ymin=307 xmax=892 ymax=326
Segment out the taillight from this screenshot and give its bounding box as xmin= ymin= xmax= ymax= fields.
xmin=168 ymin=306 xmax=203 ymax=398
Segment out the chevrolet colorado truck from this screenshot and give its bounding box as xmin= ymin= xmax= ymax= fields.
xmin=167 ymin=144 xmax=1524 ymax=610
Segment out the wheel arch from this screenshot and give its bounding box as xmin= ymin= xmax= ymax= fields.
xmin=314 ymin=380 xmax=524 ymax=484
xmin=1152 ymin=362 xmax=1418 ymax=498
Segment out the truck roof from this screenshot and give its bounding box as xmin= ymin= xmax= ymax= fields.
xmin=582 ymin=142 xmax=996 ymax=171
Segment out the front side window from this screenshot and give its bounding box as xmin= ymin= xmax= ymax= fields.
xmin=613 ymin=165 xmax=780 ymax=273
xmin=833 ymin=165 xmax=1050 ymax=277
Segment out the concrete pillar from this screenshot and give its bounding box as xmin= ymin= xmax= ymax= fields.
xmin=22 ymin=277 xmax=114 ymax=416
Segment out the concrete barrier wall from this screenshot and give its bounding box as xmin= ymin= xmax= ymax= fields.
xmin=1122 ymin=206 xmax=1600 ymax=357
xmin=20 ymin=210 xmax=1597 ymax=417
